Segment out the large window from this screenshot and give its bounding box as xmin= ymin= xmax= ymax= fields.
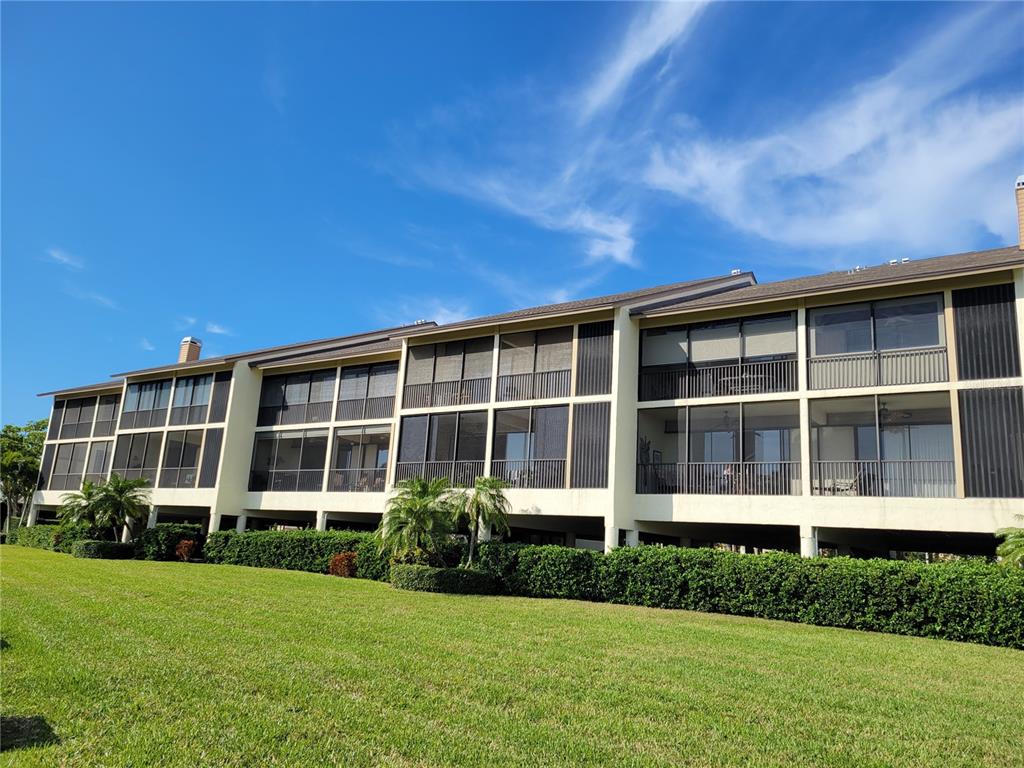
xmin=93 ymin=394 xmax=121 ymax=437
xmin=170 ymin=375 xmax=212 ymax=425
xmin=258 ymin=369 xmax=336 ymax=426
xmin=59 ymin=397 xmax=96 ymax=440
xmin=84 ymin=440 xmax=113 ymax=484
xmin=329 ymin=425 xmax=390 ymax=492
xmin=491 ymin=405 xmax=568 ymax=488
xmin=337 ymin=362 xmax=398 ymax=421
xmin=120 ymin=380 xmax=172 ymax=429
xmin=497 ymin=327 xmax=573 ymax=401
xmin=49 ymin=442 xmax=89 ymax=490
xmin=396 ymin=411 xmax=487 ymax=485
xmin=111 ymin=432 xmax=164 ymax=483
xmin=403 ymin=338 xmax=493 ymax=407
xmin=249 ymin=429 xmax=328 ymax=491
xmin=160 ymin=430 xmax=204 ymax=488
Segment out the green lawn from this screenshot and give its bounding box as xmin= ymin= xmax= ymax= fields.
xmin=1 ymin=546 xmax=1021 ymax=767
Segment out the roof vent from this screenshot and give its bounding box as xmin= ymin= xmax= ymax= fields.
xmin=413 ymin=319 xmax=429 ymax=325
xmin=888 ymin=259 xmax=898 ymax=266
xmin=901 ymin=257 xmax=910 ymax=263
xmin=729 ymin=268 xmax=742 ymax=276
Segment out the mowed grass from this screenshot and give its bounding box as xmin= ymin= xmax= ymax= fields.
xmin=1 ymin=546 xmax=1022 ymax=768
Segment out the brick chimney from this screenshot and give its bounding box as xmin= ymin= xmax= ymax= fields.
xmin=178 ymin=336 xmax=202 ymax=364
xmin=1017 ymin=176 xmax=1024 ymax=250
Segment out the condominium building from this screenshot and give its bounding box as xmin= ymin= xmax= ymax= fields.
xmin=26 ymin=189 xmax=1024 ymax=557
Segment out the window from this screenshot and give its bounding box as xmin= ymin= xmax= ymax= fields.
xmin=170 ymin=375 xmax=213 ymax=425
xmin=396 ymin=411 xmax=487 ymax=484
xmin=873 ymin=295 xmax=943 ymax=351
xmin=120 ymin=380 xmax=172 ymax=429
xmin=337 ymin=362 xmax=398 ymax=420
xmin=809 ymin=304 xmax=872 ymax=356
xmin=497 ymin=327 xmax=573 ymax=401
xmin=329 ymin=425 xmax=390 ymax=492
xmin=688 ymin=405 xmax=740 ymax=463
xmin=491 ymin=405 xmax=568 ymax=488
xmin=59 ymin=397 xmax=97 ymax=439
xmin=403 ymin=339 xmax=493 ymax=407
xmin=111 ymin=432 xmax=163 ymax=483
xmin=160 ymin=430 xmax=204 ymax=488
xmin=248 ymin=429 xmax=328 ymax=491
xmin=84 ymin=441 xmax=113 ymax=484
xmin=50 ymin=442 xmax=89 ymax=490
xmin=742 ymin=314 xmax=797 ymax=360
xmin=93 ymin=394 xmax=121 ymax=437
xmin=257 ymin=369 xmax=336 ymax=426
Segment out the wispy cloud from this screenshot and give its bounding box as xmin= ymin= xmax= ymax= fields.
xmin=64 ymin=284 xmax=118 ymax=310
xmin=175 ymin=316 xmax=198 ymax=330
xmin=205 ymin=321 xmax=232 ymax=336
xmin=576 ymin=2 xmax=705 ymax=124
xmin=45 ymin=247 xmax=84 ymax=271
xmin=379 ymin=297 xmax=471 ymax=328
xmin=644 ymin=6 xmax=1024 ymax=253
xmin=140 ymin=338 xmax=156 ymax=352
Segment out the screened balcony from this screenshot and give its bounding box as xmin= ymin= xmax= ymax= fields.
xmin=403 ymin=338 xmax=493 ymax=408
xmin=810 ymin=392 xmax=955 ymax=497
xmin=639 ymin=314 xmax=797 ymax=401
xmin=59 ymin=396 xmax=96 ymax=439
xmin=328 ymin=425 xmax=390 ymax=492
xmin=808 ymin=294 xmax=948 ymax=389
xmin=249 ymin=429 xmax=328 ymax=492
xmin=120 ymin=380 xmax=172 ymax=430
xmin=83 ymin=440 xmax=112 ymax=485
xmin=637 ymin=401 xmax=801 ymax=495
xmin=395 ymin=411 xmax=486 ymax=486
xmin=258 ymin=370 xmax=336 ymax=426
xmin=111 ymin=431 xmax=164 ymax=484
xmin=491 ymin=405 xmax=568 ymax=488
xmin=169 ymin=374 xmax=211 ymax=426
xmin=336 ymin=363 xmax=398 ymax=421
xmin=159 ymin=429 xmax=202 ymax=488
xmin=48 ymin=442 xmax=88 ymax=491
xmin=497 ymin=327 xmax=573 ymax=402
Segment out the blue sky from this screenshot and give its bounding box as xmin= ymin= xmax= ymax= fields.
xmin=3 ymin=2 xmax=1022 ymax=424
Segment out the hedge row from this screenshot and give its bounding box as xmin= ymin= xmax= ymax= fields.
xmin=204 ymin=530 xmax=390 ymax=579
xmin=8 ymin=525 xmax=59 ymax=550
xmin=390 ymin=564 xmax=500 ymax=595
xmin=71 ymin=540 xmax=136 ymax=559
xmin=475 ymin=543 xmax=1024 ymax=649
xmin=137 ymin=524 xmax=205 ymax=561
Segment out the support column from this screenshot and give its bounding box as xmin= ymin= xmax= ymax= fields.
xmin=478 ymin=519 xmax=492 ymax=543
xmin=235 ymin=514 xmax=248 ymax=533
xmin=943 ymin=288 xmax=966 ymax=498
xmin=604 ymin=525 xmax=618 ymax=552
xmin=799 ymin=524 xmax=818 ymax=558
xmin=208 ymin=511 xmax=221 ymax=536
xmin=146 ymin=508 xmax=158 ymax=529
xmin=120 ymin=524 xmax=132 ymax=543
xmin=797 ymin=303 xmax=812 ymax=497
xmin=315 ymin=510 xmax=328 ymax=532
xmin=26 ymin=505 xmax=39 ymax=526
xmin=624 ymin=529 xmax=639 ymax=547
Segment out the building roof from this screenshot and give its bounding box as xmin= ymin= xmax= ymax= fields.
xmin=635 ymin=246 xmax=1024 ymax=318
xmin=38 ymin=380 xmax=125 ymax=398
xmin=248 ymin=338 xmax=403 ymax=369
xmin=393 ymin=272 xmax=756 ymax=338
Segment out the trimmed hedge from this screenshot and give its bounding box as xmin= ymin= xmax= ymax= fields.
xmin=204 ymin=530 xmax=391 ymax=579
xmin=475 ymin=543 xmax=1024 ymax=649
xmin=9 ymin=525 xmax=59 ymax=550
xmin=53 ymin=522 xmax=102 ymax=554
xmin=390 ymin=564 xmax=500 ymax=595
xmin=71 ymin=540 xmax=136 ymax=559
xmin=138 ymin=524 xmax=205 ymax=561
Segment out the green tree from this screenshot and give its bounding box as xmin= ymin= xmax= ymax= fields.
xmin=996 ymin=515 xmax=1024 ymax=568
xmin=1 ymin=418 xmax=48 ymax=533
xmin=376 ymin=476 xmax=454 ymax=565
xmin=60 ymin=474 xmax=151 ymax=542
xmin=450 ymin=475 xmax=511 ymax=566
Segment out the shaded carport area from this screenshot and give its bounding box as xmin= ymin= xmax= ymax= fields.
xmin=636 ymin=520 xmax=800 ymax=553
xmin=504 ymin=514 xmax=605 ymax=550
xmin=813 ymin=526 xmax=998 ymax=559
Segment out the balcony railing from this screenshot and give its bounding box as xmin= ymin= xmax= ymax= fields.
xmin=639 ymin=358 xmax=797 ymax=401
xmin=92 ymin=420 xmax=116 ymax=437
xmin=248 ymin=469 xmax=325 ymax=493
xmin=636 ymin=461 xmax=801 ymax=495
xmin=256 ymin=400 xmax=333 ymax=427
xmin=327 ymin=467 xmax=387 ymax=492
xmin=48 ymin=473 xmax=84 ymax=492
xmin=158 ymin=468 xmax=198 ymax=489
xmin=811 ymin=460 xmax=955 ymax=498
xmin=808 ymin=346 xmax=948 ymax=390
xmin=403 ymin=378 xmax=491 ymax=409
xmin=393 ymin=460 xmax=485 ymax=487
xmin=496 ymin=370 xmax=571 ymax=402
xmin=336 ymin=396 xmax=395 ymax=422
xmin=119 ymin=408 xmax=168 ymax=430
xmin=169 ymin=404 xmax=209 ymax=426
xmin=490 ymin=459 xmax=566 ymax=489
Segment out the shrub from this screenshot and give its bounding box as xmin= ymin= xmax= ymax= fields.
xmin=175 ymin=539 xmax=198 ymax=562
xmin=138 ymin=523 xmax=205 ymax=561
xmin=355 ymin=537 xmax=389 ymax=581
xmin=204 ymin=530 xmax=382 ymax=576
xmin=475 ymin=541 xmax=523 ymax=592
xmin=71 ymin=540 xmax=136 ymax=559
xmin=513 ymin=545 xmax=603 ymax=601
xmin=390 ymin=564 xmax=500 ymax=595
xmin=9 ymin=525 xmax=59 ymax=550
xmin=329 ymin=551 xmax=358 ymax=577
xmin=53 ymin=521 xmax=103 ymax=554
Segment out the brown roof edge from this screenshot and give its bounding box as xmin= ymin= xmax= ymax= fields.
xmin=38 ymin=379 xmax=125 ymax=398
xmin=248 ymin=339 xmax=403 ymax=369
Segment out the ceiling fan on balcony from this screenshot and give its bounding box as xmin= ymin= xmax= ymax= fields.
xmin=878 ymin=401 xmax=912 ymax=422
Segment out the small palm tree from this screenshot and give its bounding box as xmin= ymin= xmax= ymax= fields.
xmin=996 ymin=516 xmax=1024 ymax=568
xmin=451 ymin=476 xmax=511 ymax=566
xmin=61 ymin=474 xmax=150 ymax=542
xmin=58 ymin=480 xmax=104 ymax=531
xmin=377 ymin=476 xmax=454 ymax=564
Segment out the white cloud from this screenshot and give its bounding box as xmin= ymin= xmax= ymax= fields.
xmin=175 ymin=316 xmax=197 ymax=330
xmin=205 ymin=322 xmax=232 ymax=335
xmin=576 ymin=2 xmax=705 ymax=124
xmin=64 ymin=285 xmax=118 ymax=310
xmin=140 ymin=338 xmax=156 ymax=351
xmin=644 ymin=6 xmax=1024 ymax=253
xmin=382 ymin=298 xmax=471 ymax=328
xmin=45 ymin=247 xmax=84 ymax=271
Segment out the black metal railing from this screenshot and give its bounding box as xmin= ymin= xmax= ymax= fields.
xmin=336 ymin=396 xmax=395 ymax=422
xmin=256 ymin=400 xmax=333 ymax=427
xmin=808 ymin=346 xmax=948 ymax=390
xmin=811 ymin=460 xmax=954 ymax=498
xmin=639 ymin=358 xmax=798 ymax=401
xmin=496 ymin=370 xmax=571 ymax=402
xmin=403 ymin=378 xmax=491 ymax=409
xmin=490 ymin=459 xmax=566 ymax=489
xmin=248 ymin=469 xmax=325 ymax=492
xmin=393 ymin=460 xmax=485 ymax=487
xmin=636 ymin=461 xmax=801 ymax=495
xmin=327 ymin=467 xmax=387 ymax=492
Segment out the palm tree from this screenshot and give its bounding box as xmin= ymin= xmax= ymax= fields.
xmin=450 ymin=476 xmax=511 ymax=566
xmin=996 ymin=516 xmax=1024 ymax=568
xmin=58 ymin=480 xmax=104 ymax=532
xmin=61 ymin=474 xmax=150 ymax=542
xmin=377 ymin=476 xmax=454 ymax=564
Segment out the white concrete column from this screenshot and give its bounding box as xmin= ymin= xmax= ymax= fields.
xmin=26 ymin=504 xmax=39 ymax=526
xmin=208 ymin=511 xmax=222 ymax=536
xmin=235 ymin=514 xmax=248 ymax=533
xmin=146 ymin=508 xmax=158 ymax=529
xmin=799 ymin=524 xmax=818 ymax=558
xmin=478 ymin=518 xmax=492 ymax=542
xmin=624 ymin=529 xmax=639 ymax=547
xmin=315 ymin=510 xmax=328 ymax=532
xmin=120 ymin=523 xmax=132 ymax=543
xmin=604 ymin=525 xmax=618 ymax=552
xmin=796 ymin=303 xmax=812 ymax=497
